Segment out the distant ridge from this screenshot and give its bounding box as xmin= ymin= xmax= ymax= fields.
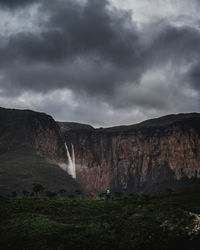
xmin=57 ymin=121 xmax=94 ymax=132
xmin=58 ymin=112 xmax=200 ymax=133
xmin=101 ymin=112 xmax=200 ymax=132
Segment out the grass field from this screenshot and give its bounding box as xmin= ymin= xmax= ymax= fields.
xmin=0 ymin=151 xmax=80 ymax=196
xmin=0 ymin=188 xmax=200 ymax=250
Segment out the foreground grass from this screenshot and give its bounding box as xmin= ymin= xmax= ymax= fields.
xmin=0 ymin=188 xmax=200 ymax=250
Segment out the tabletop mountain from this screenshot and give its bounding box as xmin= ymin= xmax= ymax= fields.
xmin=59 ymin=113 xmax=200 ymax=194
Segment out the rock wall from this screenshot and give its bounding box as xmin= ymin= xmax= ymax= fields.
xmin=60 ymin=114 xmax=200 ymax=194
xmin=0 ymin=107 xmax=67 ymax=165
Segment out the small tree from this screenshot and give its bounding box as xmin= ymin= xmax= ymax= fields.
xmin=98 ymin=192 xmax=105 ymax=199
xmin=32 ymin=183 xmax=45 ymax=198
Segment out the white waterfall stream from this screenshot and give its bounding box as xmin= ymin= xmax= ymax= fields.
xmin=64 ymin=143 xmax=76 ymax=179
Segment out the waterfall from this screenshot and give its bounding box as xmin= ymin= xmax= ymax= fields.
xmin=71 ymin=143 xmax=76 ymax=179
xmin=64 ymin=143 xmax=76 ymax=179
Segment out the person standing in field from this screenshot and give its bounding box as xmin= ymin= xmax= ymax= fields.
xmin=106 ymin=188 xmax=111 ymax=200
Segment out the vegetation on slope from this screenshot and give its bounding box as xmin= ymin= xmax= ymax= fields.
xmin=0 ymin=188 xmax=200 ymax=250
xmin=0 ymin=151 xmax=80 ymax=196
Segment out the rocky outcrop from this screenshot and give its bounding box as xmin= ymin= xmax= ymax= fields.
xmin=0 ymin=107 xmax=67 ymax=165
xmin=59 ymin=113 xmax=200 ymax=194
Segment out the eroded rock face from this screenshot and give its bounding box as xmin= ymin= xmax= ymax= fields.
xmin=0 ymin=107 xmax=67 ymax=164
xmin=59 ymin=113 xmax=200 ymax=194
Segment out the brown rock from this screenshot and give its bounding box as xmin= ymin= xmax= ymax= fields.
xmin=59 ymin=113 xmax=200 ymax=194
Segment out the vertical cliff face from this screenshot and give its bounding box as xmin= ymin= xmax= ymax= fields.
xmin=0 ymin=107 xmax=67 ymax=165
xmin=59 ymin=113 xmax=200 ymax=194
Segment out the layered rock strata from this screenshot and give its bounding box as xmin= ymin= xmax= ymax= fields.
xmin=59 ymin=113 xmax=200 ymax=194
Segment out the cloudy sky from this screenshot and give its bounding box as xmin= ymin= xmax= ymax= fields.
xmin=0 ymin=0 xmax=199 ymax=127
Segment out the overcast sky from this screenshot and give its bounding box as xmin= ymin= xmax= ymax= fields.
xmin=0 ymin=0 xmax=199 ymax=127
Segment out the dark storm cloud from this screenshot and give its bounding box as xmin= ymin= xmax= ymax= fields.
xmin=0 ymin=0 xmax=147 ymax=97
xmin=148 ymin=24 xmax=200 ymax=94
xmin=43 ymin=0 xmax=141 ymax=67
xmin=0 ymin=0 xmax=200 ymax=113
xmin=0 ymin=0 xmax=38 ymax=8
xmin=149 ymin=25 xmax=200 ymax=64
xmin=4 ymin=0 xmax=143 ymax=66
xmin=188 ymin=62 xmax=200 ymax=90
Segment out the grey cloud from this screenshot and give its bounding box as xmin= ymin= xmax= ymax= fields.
xmin=188 ymin=62 xmax=200 ymax=90
xmin=0 ymin=0 xmax=199 ymax=126
xmin=149 ymin=25 xmax=200 ymax=65
xmin=0 ymin=57 xmax=143 ymax=97
xmin=4 ymin=0 xmax=143 ymax=67
xmin=44 ymin=0 xmax=141 ymax=67
xmin=0 ymin=0 xmax=147 ymax=98
xmin=0 ymin=0 xmax=38 ymax=8
xmin=151 ymin=24 xmax=200 ymax=97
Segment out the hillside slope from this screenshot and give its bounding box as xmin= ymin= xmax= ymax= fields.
xmin=0 ymin=152 xmax=80 ymax=196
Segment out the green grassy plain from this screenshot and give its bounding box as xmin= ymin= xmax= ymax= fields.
xmin=0 ymin=151 xmax=80 ymax=196
xmin=0 ymin=188 xmax=200 ymax=250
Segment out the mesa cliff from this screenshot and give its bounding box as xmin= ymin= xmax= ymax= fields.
xmin=59 ymin=113 xmax=200 ymax=194
xmin=1 ymin=107 xmax=199 ymax=195
xmin=0 ymin=107 xmax=67 ymax=164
